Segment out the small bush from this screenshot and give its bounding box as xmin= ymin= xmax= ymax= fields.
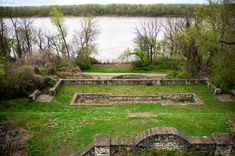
xmin=132 ymin=61 xmax=155 ymax=71
xmin=210 ymin=53 xmax=235 ymax=90
xmin=44 ymin=76 xmax=57 ymax=87
xmin=167 ymin=71 xmax=193 ymax=79
xmin=131 ymin=57 xmax=183 ymax=72
xmin=75 ymin=59 xmax=91 ymax=70
xmin=153 ymin=57 xmax=183 ymax=70
xmin=0 ymin=65 xmax=35 ymax=98
xmin=33 ymin=74 xmax=46 ymax=89
xmin=0 ymin=64 xmax=4 ymax=77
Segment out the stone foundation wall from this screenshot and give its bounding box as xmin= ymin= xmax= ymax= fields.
xmin=70 ymin=93 xmax=202 ymax=105
xmin=49 ymin=78 xmax=224 ymax=98
xmin=205 ymin=78 xmax=222 ymax=95
xmin=49 ymin=79 xmax=63 ymax=96
xmin=62 ymin=79 xmax=206 ymax=85
xmin=71 ymin=127 xmax=233 ymax=156
xmin=50 ymin=79 xmax=213 ymax=96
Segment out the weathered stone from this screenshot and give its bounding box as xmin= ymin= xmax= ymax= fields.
xmin=73 ymin=127 xmax=233 ymax=156
xmin=50 ymin=79 xmax=207 ymax=96
xmin=70 ymin=93 xmax=203 ymax=106
xmin=28 ymin=90 xmax=40 ymax=101
xmin=205 ymin=78 xmax=222 ymax=95
xmin=35 ymin=94 xmax=54 ymax=102
xmin=95 ymin=147 xmax=110 ymax=156
xmin=93 ymin=135 xmax=111 ymax=147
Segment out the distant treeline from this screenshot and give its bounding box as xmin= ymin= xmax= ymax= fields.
xmin=0 ymin=4 xmax=203 ymax=17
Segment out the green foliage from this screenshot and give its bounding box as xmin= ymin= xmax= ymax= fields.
xmin=132 ymin=57 xmax=183 ymax=72
xmin=153 ymin=57 xmax=183 ymax=70
xmin=85 ymin=64 xmax=134 ymax=73
xmin=49 ymin=7 xmax=65 ymax=33
xmin=75 ymin=59 xmax=91 ymax=70
xmin=44 ymin=76 xmax=57 ymax=87
xmin=0 ymin=4 xmax=207 ymax=17
xmin=0 ymin=65 xmax=35 ymax=98
xmin=38 ymin=67 xmax=46 ymax=75
xmin=132 ymin=63 xmax=155 ymax=71
xmin=167 ymin=70 xmax=193 ymax=79
xmin=193 ymin=0 xmax=235 ymax=89
xmin=0 ymin=64 xmax=4 ymax=77
xmin=211 ymin=51 xmax=235 ymax=90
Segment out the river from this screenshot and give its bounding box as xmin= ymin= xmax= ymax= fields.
xmin=5 ymin=17 xmax=174 ymax=62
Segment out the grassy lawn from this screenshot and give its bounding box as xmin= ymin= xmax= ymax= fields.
xmin=83 ymin=64 xmax=169 ymax=73
xmin=0 ymin=84 xmax=234 ymax=156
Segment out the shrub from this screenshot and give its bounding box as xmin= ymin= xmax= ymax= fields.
xmin=0 ymin=64 xmax=4 ymax=77
xmin=44 ymin=76 xmax=57 ymax=87
xmin=167 ymin=71 xmax=193 ymax=79
xmin=153 ymin=57 xmax=183 ymax=70
xmin=210 ymin=52 xmax=235 ymax=91
xmin=0 ymin=65 xmax=35 ymax=98
xmin=75 ymin=59 xmax=91 ymax=70
xmin=33 ymin=74 xmax=46 ymax=89
xmin=131 ymin=57 xmax=183 ymax=72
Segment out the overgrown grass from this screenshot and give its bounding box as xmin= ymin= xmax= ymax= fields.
xmin=0 ymin=84 xmax=234 ymax=156
xmin=83 ymin=64 xmax=169 ymax=73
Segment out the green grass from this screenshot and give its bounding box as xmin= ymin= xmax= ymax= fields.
xmin=83 ymin=64 xmax=168 ymax=73
xmin=0 ymin=84 xmax=234 ymax=156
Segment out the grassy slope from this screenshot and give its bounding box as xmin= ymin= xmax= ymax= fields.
xmin=83 ymin=64 xmax=168 ymax=73
xmin=0 ymin=84 xmax=234 ymax=156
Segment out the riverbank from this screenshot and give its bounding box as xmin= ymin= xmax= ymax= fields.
xmin=0 ymin=4 xmax=201 ymax=17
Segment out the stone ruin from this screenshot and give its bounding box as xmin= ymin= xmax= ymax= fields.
xmin=48 ymin=78 xmax=223 ymax=97
xmin=71 ymin=127 xmax=234 ymax=156
xmin=70 ymin=93 xmax=203 ymax=106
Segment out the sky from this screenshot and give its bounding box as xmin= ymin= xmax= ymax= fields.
xmin=0 ymin=0 xmax=207 ymax=6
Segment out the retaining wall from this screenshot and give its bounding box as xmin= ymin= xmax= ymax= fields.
xmin=71 ymin=127 xmax=233 ymax=156
xmin=50 ymin=79 xmax=211 ymax=96
xmin=205 ymin=78 xmax=222 ymax=95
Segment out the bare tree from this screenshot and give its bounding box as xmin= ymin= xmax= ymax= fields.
xmin=134 ymin=19 xmax=161 ymax=63
xmin=45 ymin=33 xmax=61 ymax=57
xmin=10 ymin=17 xmax=22 ymax=58
xmin=0 ymin=18 xmax=11 ymax=60
xmin=73 ymin=16 xmax=99 ymax=61
xmin=36 ymin=28 xmax=46 ymax=50
xmin=173 ymin=17 xmax=202 ymax=75
xmin=18 ymin=18 xmax=34 ymax=53
xmin=163 ymin=18 xmax=186 ymax=56
xmin=50 ymin=7 xmax=70 ymax=58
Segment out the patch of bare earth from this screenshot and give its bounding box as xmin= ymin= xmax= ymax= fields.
xmin=217 ymin=94 xmax=234 ymax=102
xmin=0 ymin=121 xmax=28 ymax=156
xmin=35 ymin=94 xmax=54 ymax=102
xmin=228 ymin=119 xmax=235 ymax=146
xmin=56 ymin=143 xmax=72 ymax=156
xmin=128 ymin=111 xmax=156 ymax=118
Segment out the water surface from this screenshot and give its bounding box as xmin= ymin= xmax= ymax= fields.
xmin=5 ymin=17 xmax=173 ymax=62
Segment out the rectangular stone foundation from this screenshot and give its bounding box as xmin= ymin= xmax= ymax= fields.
xmin=70 ymin=93 xmax=203 ymax=106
